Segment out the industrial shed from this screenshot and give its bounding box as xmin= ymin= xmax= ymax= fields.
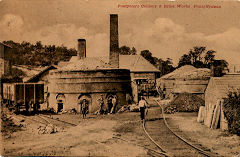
xmin=201 ymin=74 xmax=240 ymax=130
xmin=156 ymin=65 xmax=211 ymax=99
xmin=205 ymin=74 xmax=240 ymax=108
xmin=47 ymin=14 xmax=132 ymax=113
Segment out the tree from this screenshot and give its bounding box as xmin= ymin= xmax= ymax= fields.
xmin=119 ymin=46 xmax=137 ymax=55
xmin=140 ymin=50 xmax=155 ymax=65
xmin=212 ymin=59 xmax=229 ymax=77
xmin=140 ymin=50 xmax=175 ymax=77
xmin=223 ymin=90 xmax=240 ymax=135
xmin=2 ymin=40 xmax=77 ymax=66
xmin=189 ymin=47 xmax=205 ymax=63
xmin=178 ymin=46 xmax=229 ymax=76
xmin=204 ymin=50 xmax=216 ymax=67
xmin=178 ymin=54 xmax=191 ymax=67
xmin=178 ymin=46 xmax=206 ymax=68
xmin=131 ymin=47 xmax=137 ymax=55
xmin=35 ymin=41 xmax=43 ymax=50
xmin=161 ymin=58 xmax=175 ymax=76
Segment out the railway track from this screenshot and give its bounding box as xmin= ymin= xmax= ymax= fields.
xmin=142 ymin=99 xmax=217 ymax=157
xmin=18 ymin=114 xmax=77 ymax=132
xmin=39 ymin=114 xmax=77 ymax=127
xmin=18 ymin=114 xmax=50 ymax=126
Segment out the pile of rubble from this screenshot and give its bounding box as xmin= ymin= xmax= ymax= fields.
xmin=38 ymin=124 xmax=62 ymax=134
xmin=164 ymin=93 xmax=205 ymax=114
xmin=117 ymin=104 xmax=140 ymax=113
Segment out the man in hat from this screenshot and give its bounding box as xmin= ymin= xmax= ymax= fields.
xmin=81 ymin=99 xmax=88 ymax=119
xmin=98 ymin=94 xmax=105 ymax=114
xmin=138 ymin=96 xmax=148 ymax=121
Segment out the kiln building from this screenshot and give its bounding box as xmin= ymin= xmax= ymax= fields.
xmin=48 ymin=14 xmax=132 ymax=113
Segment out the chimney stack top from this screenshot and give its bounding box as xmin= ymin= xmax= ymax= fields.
xmin=78 ymin=39 xmax=86 ymax=42
xmin=77 ymin=39 xmax=86 ymax=59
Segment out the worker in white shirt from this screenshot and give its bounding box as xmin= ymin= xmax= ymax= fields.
xmin=138 ymin=96 xmax=148 ymax=121
xmin=110 ymin=96 xmax=117 ymax=114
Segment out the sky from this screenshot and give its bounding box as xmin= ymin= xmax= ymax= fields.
xmin=0 ymin=0 xmax=240 ymax=65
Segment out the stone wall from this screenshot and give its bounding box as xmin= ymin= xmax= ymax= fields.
xmin=48 ymin=69 xmax=131 ymax=113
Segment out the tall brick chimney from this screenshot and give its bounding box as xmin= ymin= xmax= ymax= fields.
xmin=109 ymin=14 xmax=119 ymax=68
xmin=78 ymin=39 xmax=86 ymax=59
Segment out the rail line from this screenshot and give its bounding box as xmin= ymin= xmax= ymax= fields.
xmin=18 ymin=114 xmax=50 ymax=126
xmin=142 ymin=99 xmax=216 ymax=157
xmin=39 ymin=114 xmax=77 ymax=126
xmin=113 ymin=136 xmax=169 ymax=157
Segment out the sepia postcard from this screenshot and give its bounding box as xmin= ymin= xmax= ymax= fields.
xmin=0 ymin=0 xmax=240 ymax=156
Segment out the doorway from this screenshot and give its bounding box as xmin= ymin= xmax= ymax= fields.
xmin=56 ymin=94 xmax=65 ymax=113
xmin=78 ymin=94 xmax=91 ymax=113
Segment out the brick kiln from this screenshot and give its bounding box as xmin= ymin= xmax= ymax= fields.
xmin=48 ymin=14 xmax=132 ymax=113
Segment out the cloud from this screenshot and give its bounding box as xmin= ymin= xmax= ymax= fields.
xmin=121 ymin=17 xmax=240 ymax=65
xmin=0 ymin=13 xmax=240 ymax=65
xmin=0 ymin=14 xmax=24 ymax=41
xmin=205 ymin=28 xmax=240 ymax=64
xmin=0 ymin=14 xmax=108 ymax=57
xmin=23 ymin=24 xmax=108 ymax=57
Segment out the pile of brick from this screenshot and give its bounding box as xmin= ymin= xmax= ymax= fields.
xmin=164 ymin=93 xmax=204 ymax=114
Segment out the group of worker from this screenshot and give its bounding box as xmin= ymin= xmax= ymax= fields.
xmin=80 ymin=94 xmax=118 ymax=119
xmin=97 ymin=94 xmax=118 ymax=115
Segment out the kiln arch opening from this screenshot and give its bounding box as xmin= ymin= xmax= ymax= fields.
xmin=77 ymin=94 xmax=92 ymax=113
xmin=56 ymin=94 xmax=65 ymax=113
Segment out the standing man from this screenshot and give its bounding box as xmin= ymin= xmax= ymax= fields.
xmin=107 ymin=97 xmax=113 ymax=113
xmin=110 ymin=96 xmax=117 ymax=114
xmin=138 ymin=96 xmax=148 ymax=121
xmin=81 ymin=99 xmax=88 ymax=119
xmin=98 ymin=94 xmax=105 ymax=115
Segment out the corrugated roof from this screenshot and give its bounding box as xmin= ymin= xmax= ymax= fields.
xmin=210 ymin=75 xmax=240 ymax=98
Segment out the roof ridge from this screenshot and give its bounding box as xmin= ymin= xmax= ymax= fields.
xmin=132 ymin=55 xmax=141 ymax=70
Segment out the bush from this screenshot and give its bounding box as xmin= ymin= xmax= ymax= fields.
xmin=223 ymin=91 xmax=240 ymax=136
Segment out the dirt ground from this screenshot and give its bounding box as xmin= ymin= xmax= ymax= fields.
xmin=1 ymin=111 xmax=148 ymax=157
xmin=167 ymin=112 xmax=240 ymax=157
xmin=1 ymin=106 xmax=240 ymax=157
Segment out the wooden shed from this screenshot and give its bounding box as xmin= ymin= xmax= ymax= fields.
xmin=203 ymin=74 xmax=240 ymax=130
xmin=205 ymin=74 xmax=240 ymax=108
